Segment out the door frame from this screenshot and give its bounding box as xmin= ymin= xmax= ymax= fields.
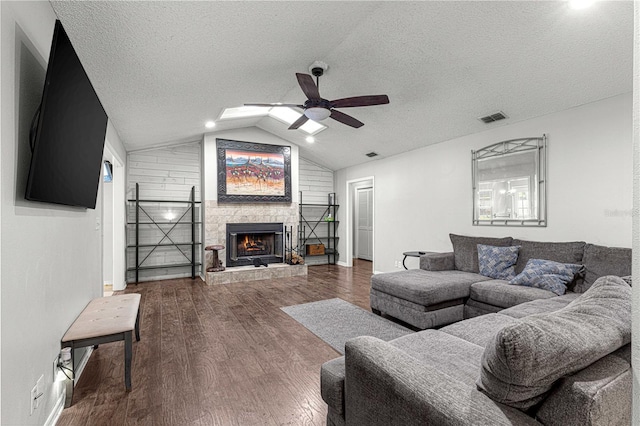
xmin=355 ymin=186 xmax=373 ymax=261
xmin=102 ymin=141 xmax=126 ymax=292
xmin=344 ymin=176 xmax=375 ymax=270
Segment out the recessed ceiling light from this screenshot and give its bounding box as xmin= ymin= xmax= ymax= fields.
xmin=306 ymin=136 xmax=315 ymax=143
xmin=569 ymin=0 xmax=595 ymax=10
xmin=205 ymin=121 xmax=216 ymax=129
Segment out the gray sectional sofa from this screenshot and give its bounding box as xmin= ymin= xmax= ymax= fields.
xmin=370 ymin=234 xmax=631 ymax=329
xmin=321 ymin=235 xmax=632 ymax=425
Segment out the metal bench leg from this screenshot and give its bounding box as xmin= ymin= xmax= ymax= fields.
xmin=135 ymin=309 xmax=140 ymax=342
xmin=124 ymin=331 xmax=132 ymax=391
xmin=63 ymin=345 xmax=75 ymax=408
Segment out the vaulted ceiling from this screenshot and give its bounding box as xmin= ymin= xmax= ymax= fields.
xmin=51 ymin=1 xmax=633 ymax=171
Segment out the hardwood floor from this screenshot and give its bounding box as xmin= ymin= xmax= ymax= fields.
xmin=57 ymin=260 xmax=373 ymax=426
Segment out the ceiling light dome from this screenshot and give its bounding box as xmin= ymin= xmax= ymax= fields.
xmin=304 ymin=107 xmax=331 ymax=121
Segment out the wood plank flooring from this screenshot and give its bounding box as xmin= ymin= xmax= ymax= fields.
xmin=57 ymin=260 xmax=373 ymax=426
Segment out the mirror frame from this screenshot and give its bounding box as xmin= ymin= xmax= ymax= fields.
xmin=472 ymin=135 xmax=547 ymax=227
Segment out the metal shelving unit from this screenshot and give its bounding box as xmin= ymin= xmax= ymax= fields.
xmin=127 ymin=183 xmax=201 ymax=283
xmin=298 ymin=192 xmax=339 ymax=265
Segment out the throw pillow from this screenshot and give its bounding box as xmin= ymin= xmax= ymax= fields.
xmin=477 ymin=244 xmax=520 ymax=280
xmin=449 ymin=234 xmax=513 ymax=273
xmin=509 ymin=259 xmax=583 ymax=295
xmin=477 ymin=275 xmax=631 ymax=411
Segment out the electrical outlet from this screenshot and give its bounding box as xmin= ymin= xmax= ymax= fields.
xmin=30 ymin=375 xmax=44 ymax=415
xmin=30 ymin=383 xmax=37 ymax=415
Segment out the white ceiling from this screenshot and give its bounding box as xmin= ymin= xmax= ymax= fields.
xmin=50 ymin=1 xmax=633 ymax=171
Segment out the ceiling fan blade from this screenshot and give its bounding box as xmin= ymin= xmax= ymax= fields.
xmin=244 ymin=103 xmax=304 ymax=108
xmin=330 ymin=95 xmax=390 ymax=108
xmin=330 ymin=109 xmax=364 ymax=128
xmin=288 ymin=114 xmax=309 ymax=130
xmin=296 ymin=73 xmax=321 ymax=100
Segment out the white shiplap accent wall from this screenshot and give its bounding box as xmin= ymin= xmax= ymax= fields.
xmin=126 ymin=142 xmax=202 ymax=282
xmin=299 ymin=157 xmax=334 ymax=204
xmin=299 ymin=158 xmax=336 ymax=265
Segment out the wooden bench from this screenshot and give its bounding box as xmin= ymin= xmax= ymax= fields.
xmin=61 ymin=294 xmax=141 ymax=407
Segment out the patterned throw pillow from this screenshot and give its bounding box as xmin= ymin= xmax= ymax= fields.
xmin=509 ymin=259 xmax=583 ymax=295
xmin=477 ymin=244 xmax=521 ymax=280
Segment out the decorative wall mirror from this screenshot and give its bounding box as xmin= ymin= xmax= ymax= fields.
xmin=472 ymin=135 xmax=546 ymax=226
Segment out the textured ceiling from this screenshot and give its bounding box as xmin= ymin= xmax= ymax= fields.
xmin=50 ymin=1 xmax=633 ymax=171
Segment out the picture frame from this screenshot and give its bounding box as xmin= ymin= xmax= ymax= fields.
xmin=216 ymin=138 xmax=292 ymax=203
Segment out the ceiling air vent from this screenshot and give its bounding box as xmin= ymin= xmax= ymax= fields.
xmin=366 ymin=152 xmax=378 ymax=158
xmin=478 ymin=111 xmax=508 ymax=124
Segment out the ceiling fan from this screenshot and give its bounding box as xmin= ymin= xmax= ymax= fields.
xmin=245 ymin=63 xmax=389 ymax=129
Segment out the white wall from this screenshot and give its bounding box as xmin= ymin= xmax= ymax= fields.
xmin=203 ymin=127 xmax=300 ymax=202
xmin=127 ymin=142 xmax=202 ymax=282
xmin=336 ymin=93 xmax=633 ymax=273
xmin=631 ymin=3 xmax=639 ymax=423
xmin=299 ymin=157 xmax=334 ymax=205
xmin=1 ymin=2 xmax=127 ymax=424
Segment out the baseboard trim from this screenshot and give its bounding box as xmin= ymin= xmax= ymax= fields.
xmin=75 ymin=346 xmax=93 ymax=386
xmin=44 ymin=389 xmax=65 ymax=426
xmin=336 ymin=261 xmax=349 ymax=267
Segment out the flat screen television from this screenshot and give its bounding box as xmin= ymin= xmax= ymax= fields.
xmin=25 ymin=20 xmax=108 ymax=209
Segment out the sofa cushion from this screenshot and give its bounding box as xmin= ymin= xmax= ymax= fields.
xmin=509 ymin=259 xmax=583 ymax=296
xmin=464 ymin=299 xmax=503 ymax=319
xmin=450 ymin=234 xmax=513 ymax=273
xmin=477 ymin=275 xmax=632 ymax=410
xmin=477 ymin=244 xmax=520 ymax=280
xmin=512 ymin=239 xmax=585 ymax=274
xmin=470 ymin=279 xmax=557 ymax=309
xmin=576 ymin=243 xmax=631 ymax=292
xmin=371 ymin=269 xmax=490 ymax=305
xmin=440 ymin=313 xmax=520 ymax=348
xmin=499 ymin=293 xmax=580 ymax=319
xmin=321 ymin=357 xmax=346 ymax=417
xmin=534 ymin=345 xmax=631 ymax=426
xmin=389 ymin=330 xmax=484 ymax=386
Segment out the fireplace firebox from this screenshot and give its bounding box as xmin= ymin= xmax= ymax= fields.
xmin=226 ymin=223 xmax=284 ymax=267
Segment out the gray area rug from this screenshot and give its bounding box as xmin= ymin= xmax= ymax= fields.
xmin=281 ymin=298 xmax=413 ymax=354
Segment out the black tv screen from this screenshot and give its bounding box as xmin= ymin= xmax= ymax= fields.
xmin=25 ymin=20 xmax=108 ymax=209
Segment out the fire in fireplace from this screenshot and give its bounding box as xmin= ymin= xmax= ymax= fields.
xmin=226 ymin=223 xmax=284 ymax=267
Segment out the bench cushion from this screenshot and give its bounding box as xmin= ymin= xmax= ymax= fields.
xmin=469 ymin=280 xmax=556 ymax=309
xmin=62 ymin=294 xmax=141 ymax=342
xmin=371 ymin=270 xmax=489 ymax=305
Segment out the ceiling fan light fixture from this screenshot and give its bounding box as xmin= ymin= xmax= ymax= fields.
xmin=304 ymin=107 xmax=331 ymax=121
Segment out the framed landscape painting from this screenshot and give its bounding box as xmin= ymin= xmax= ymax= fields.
xmin=216 ymin=139 xmax=292 ymax=203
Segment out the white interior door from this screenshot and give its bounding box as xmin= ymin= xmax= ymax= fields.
xmin=356 ymin=187 xmax=373 ymax=261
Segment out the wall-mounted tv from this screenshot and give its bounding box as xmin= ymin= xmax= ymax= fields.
xmin=25 ymin=20 xmax=108 ymax=209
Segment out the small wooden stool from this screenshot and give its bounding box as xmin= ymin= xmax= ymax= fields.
xmin=205 ymin=244 xmax=225 ymax=272
xmin=61 ymin=294 xmax=141 ymax=407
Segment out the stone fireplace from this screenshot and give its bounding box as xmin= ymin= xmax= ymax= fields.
xmin=226 ymin=222 xmax=284 ymax=267
xmin=204 ymin=201 xmax=306 ymax=285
